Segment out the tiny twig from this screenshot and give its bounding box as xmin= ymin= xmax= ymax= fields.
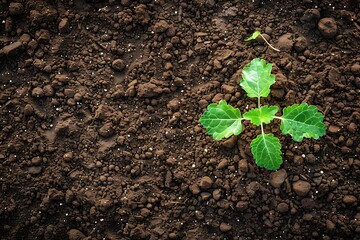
xmin=259 ymin=34 xmax=280 ymax=52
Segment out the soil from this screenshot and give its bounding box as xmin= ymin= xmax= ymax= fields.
xmin=0 ymin=0 xmax=359 ymax=239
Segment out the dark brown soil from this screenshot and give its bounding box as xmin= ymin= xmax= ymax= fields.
xmin=1 ymin=0 xmax=359 ymax=239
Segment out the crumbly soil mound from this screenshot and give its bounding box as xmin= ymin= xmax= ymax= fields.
xmin=0 ymin=0 xmax=359 ymax=239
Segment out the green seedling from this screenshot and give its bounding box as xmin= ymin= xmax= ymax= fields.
xmin=199 ymin=58 xmax=326 ymax=170
xmin=245 ymin=30 xmax=280 ymax=52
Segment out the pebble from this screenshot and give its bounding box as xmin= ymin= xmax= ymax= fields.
xmin=98 ymin=122 xmax=114 ymax=138
xmin=31 ymin=87 xmax=44 ymax=98
xmin=293 ymin=180 xmax=311 ymax=197
xmin=23 ymin=104 xmax=34 ymax=116
xmin=63 ymin=152 xmax=74 ymax=162
xmin=217 ymin=159 xmax=228 ymax=169
xmin=318 ymin=18 xmax=338 ymax=39
xmin=238 ymin=159 xmax=248 ymax=173
xmin=198 ymin=99 xmax=208 ymax=108
xmin=189 ymin=184 xmax=201 ymax=194
xmin=350 ymin=64 xmax=360 ymax=76
xmin=219 ymin=223 xmax=232 ymax=232
xmin=348 ymin=122 xmax=357 ymax=133
xmin=112 ymin=59 xmax=126 ymax=71
xmin=221 ymin=136 xmax=237 ymax=149
xmin=167 ymin=98 xmax=180 ymax=111
xmin=28 ymin=166 xmax=42 ymax=175
xmin=96 ymin=198 xmax=113 ymax=212
xmin=269 ymin=169 xmax=287 ymax=188
xmin=236 ymin=201 xmax=249 ymax=211
xmin=58 ymin=18 xmax=70 ymax=33
xmin=67 ymin=229 xmax=86 ymax=240
xmin=199 ymin=176 xmax=213 ymax=190
xmin=328 ymin=125 xmax=341 ymax=134
xmin=43 ymin=85 xmax=55 ymax=97
xmin=276 ymin=202 xmax=289 ymax=213
xmin=2 ymin=41 xmax=22 ymax=56
xmin=153 ymin=20 xmax=169 ymax=33
xmin=326 ymin=220 xmax=335 ymax=230
xmin=301 ymin=198 xmax=315 ymax=210
xmin=342 ymin=195 xmax=357 ymax=204
xmin=9 ymin=3 xmax=24 ymax=15
xmin=212 ymin=189 xmax=222 ymax=200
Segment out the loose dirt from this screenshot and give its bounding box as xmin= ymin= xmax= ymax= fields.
xmin=0 ymin=0 xmax=359 ymax=239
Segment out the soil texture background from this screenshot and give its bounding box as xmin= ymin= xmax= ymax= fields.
xmin=0 ymin=0 xmax=360 ymax=239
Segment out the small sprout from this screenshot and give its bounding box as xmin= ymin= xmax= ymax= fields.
xmin=245 ymin=30 xmax=280 ymax=52
xmin=200 ymin=58 xmax=326 ymax=171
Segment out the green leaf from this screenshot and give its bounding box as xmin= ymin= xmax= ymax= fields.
xmin=243 ymin=105 xmax=279 ymax=126
xmin=240 ymin=58 xmax=276 ymax=98
xmin=200 ymin=100 xmax=243 ymax=140
xmin=245 ymin=31 xmax=261 ymax=41
xmin=280 ymin=103 xmax=327 ymax=142
xmin=251 ymin=134 xmax=282 ymax=170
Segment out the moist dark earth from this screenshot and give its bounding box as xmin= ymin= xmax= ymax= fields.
xmin=0 ymin=0 xmax=359 ymax=239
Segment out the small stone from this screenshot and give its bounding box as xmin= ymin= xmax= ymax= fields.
xmin=221 ymin=84 xmax=235 ymax=94
xmin=9 ymin=3 xmax=24 ymax=15
xmin=31 ymin=87 xmax=44 ymax=98
xmin=2 ymin=42 xmax=22 ymax=56
xmin=348 ymin=122 xmax=357 ymax=133
xmin=153 ymin=20 xmax=169 ymax=33
xmin=63 ymin=152 xmax=74 ymax=162
xmin=276 ymin=202 xmax=289 ymax=213
xmin=137 ymin=83 xmax=163 ymax=97
xmin=270 ymin=169 xmax=287 ymax=188
xmin=189 ymin=184 xmax=201 ymax=194
xmin=293 ymin=180 xmax=311 ymax=197
xmin=199 ymin=176 xmax=213 ymax=190
xmin=219 ymin=223 xmax=232 ymax=232
xmin=301 ymin=198 xmax=315 ymax=210
xmin=198 ymin=99 xmax=208 ymax=108
xmin=318 ymin=18 xmax=337 ymax=39
xmin=212 ymin=189 xmax=222 ymax=200
xmin=58 ymin=18 xmax=70 ymax=33
xmin=65 ymin=190 xmax=74 ymax=203
xmin=24 ymin=104 xmax=34 ymax=116
xmin=350 ymin=64 xmax=360 ymax=76
xmin=112 ymin=59 xmax=126 ymax=71
xmin=96 ymin=198 xmax=113 ymax=212
xmin=28 ymin=166 xmax=42 ymax=175
xmin=217 ymin=159 xmax=228 ymax=169
xmin=167 ymin=98 xmax=180 ymax=111
xmin=221 ymin=136 xmax=237 ymax=149
xmin=326 ymin=220 xmax=335 ymax=230
xmin=328 ymin=125 xmax=341 ymax=134
xmin=67 ymin=229 xmax=86 ymax=240
xmin=31 ymin=156 xmax=42 ymax=165
xmin=43 ymin=85 xmax=55 ymax=97
xmin=236 ymin=201 xmax=249 ymax=211
xmin=238 ymin=159 xmax=248 ymax=173
xmin=98 ymin=122 xmax=114 ymax=138
xmin=342 ymin=195 xmax=357 ymax=204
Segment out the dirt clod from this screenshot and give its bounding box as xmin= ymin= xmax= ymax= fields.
xmin=342 ymin=195 xmax=357 ymax=205
xmin=270 ymin=169 xmax=287 ymax=188
xmin=199 ymin=176 xmax=213 ymax=190
xmin=293 ymin=180 xmax=311 ymax=197
xmin=112 ymin=59 xmax=126 ymax=71
xmin=219 ymin=223 xmax=232 ymax=232
xmin=68 ymin=229 xmax=86 ymax=240
xmin=2 ymin=42 xmax=22 ymax=56
xmin=318 ymin=18 xmax=338 ymax=39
